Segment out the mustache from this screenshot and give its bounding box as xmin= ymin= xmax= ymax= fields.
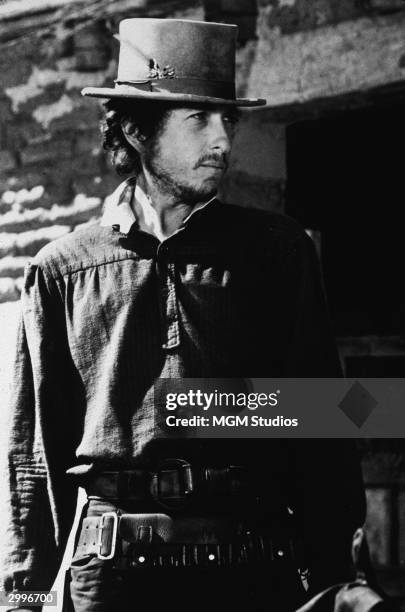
xmin=194 ymin=153 xmax=229 ymax=169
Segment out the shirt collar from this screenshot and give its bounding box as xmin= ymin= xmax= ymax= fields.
xmin=100 ymin=177 xmax=137 ymax=235
xmin=100 ymin=177 xmax=217 ymax=235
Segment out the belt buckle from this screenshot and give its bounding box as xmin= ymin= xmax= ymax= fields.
xmin=152 ymin=458 xmax=194 ymax=510
xmin=97 ymin=512 xmax=119 ymax=560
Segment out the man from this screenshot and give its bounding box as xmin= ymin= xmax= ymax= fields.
xmin=1 ymin=18 xmax=365 ymax=612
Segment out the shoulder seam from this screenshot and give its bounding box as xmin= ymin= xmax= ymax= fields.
xmin=57 ymin=254 xmax=141 ymax=278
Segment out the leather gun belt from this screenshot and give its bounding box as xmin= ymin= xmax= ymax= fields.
xmin=76 ymin=512 xmax=294 ymax=570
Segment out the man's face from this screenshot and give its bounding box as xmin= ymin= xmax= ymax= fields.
xmin=142 ymin=105 xmax=239 ymax=204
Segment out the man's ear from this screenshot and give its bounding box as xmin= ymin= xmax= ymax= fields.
xmin=121 ymin=119 xmax=146 ymax=153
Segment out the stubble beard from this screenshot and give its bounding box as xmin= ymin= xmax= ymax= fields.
xmin=142 ymin=143 xmax=221 ymax=206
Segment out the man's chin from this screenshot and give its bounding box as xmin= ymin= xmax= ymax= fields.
xmin=177 ymin=184 xmax=218 ymax=205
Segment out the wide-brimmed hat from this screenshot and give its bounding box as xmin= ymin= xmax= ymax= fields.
xmin=81 ymin=18 xmax=266 ymax=107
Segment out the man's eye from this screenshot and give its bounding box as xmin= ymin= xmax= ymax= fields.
xmin=223 ymin=114 xmax=239 ymax=125
xmin=189 ymin=112 xmax=207 ymax=121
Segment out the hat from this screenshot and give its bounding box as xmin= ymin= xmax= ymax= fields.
xmin=81 ymin=18 xmax=266 ymax=107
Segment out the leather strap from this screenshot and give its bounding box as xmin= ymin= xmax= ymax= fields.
xmin=76 ymin=513 xmax=293 ymax=569
xmin=85 ymin=464 xmax=253 ymax=504
xmin=77 ymin=517 xmax=101 ymax=556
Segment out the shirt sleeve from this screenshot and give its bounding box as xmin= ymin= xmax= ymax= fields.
xmin=0 ymin=262 xmax=80 ymax=604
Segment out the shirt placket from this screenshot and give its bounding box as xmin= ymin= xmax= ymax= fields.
xmin=157 ymin=242 xmax=181 ymax=350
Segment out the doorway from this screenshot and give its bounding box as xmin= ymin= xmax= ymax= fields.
xmin=286 ymin=103 xmax=405 ymax=344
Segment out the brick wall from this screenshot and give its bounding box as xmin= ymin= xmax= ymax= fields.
xmin=0 ymin=17 xmax=122 ymax=303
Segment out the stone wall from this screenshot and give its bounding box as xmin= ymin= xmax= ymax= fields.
xmin=221 ymin=110 xmax=286 ymax=212
xmin=243 ymin=1 xmax=405 ymax=113
xmin=248 ymin=10 xmax=405 ymax=109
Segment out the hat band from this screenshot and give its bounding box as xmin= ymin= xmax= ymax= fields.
xmin=114 ymin=78 xmax=236 ymax=100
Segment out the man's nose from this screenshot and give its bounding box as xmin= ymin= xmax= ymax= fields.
xmin=208 ymin=116 xmax=232 ymax=155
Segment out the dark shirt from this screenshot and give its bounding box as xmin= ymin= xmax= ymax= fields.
xmin=0 ymin=193 xmax=365 ymax=598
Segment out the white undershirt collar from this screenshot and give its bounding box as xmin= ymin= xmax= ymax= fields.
xmin=100 ymin=177 xmax=216 ymax=236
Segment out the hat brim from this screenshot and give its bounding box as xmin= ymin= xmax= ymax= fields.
xmin=81 ymin=87 xmax=266 ymax=107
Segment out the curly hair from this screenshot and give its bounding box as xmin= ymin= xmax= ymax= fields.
xmin=100 ymin=99 xmax=174 ymax=175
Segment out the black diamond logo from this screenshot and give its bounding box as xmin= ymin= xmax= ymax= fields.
xmin=339 ymin=381 xmax=377 ymax=428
